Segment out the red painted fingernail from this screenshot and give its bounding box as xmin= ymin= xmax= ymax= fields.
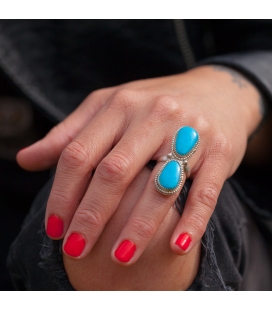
xmin=175 ymin=233 xmax=191 ymax=251
xmin=64 ymin=233 xmax=86 ymax=257
xmin=114 ymin=240 xmax=136 ymax=263
xmin=46 ymin=215 xmax=64 ymax=238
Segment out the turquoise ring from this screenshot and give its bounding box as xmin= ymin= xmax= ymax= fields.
xmin=155 ymin=126 xmax=199 ymax=195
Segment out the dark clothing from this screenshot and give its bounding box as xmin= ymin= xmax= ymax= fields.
xmin=7 ymin=176 xmax=272 ymax=290
xmin=3 ymin=20 xmax=272 ymax=290
xmin=1 ymin=20 xmax=272 ymax=122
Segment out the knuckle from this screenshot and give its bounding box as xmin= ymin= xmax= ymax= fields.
xmin=87 ymin=88 xmax=107 ymax=100
xmin=97 ymin=153 xmax=131 ymax=183
xmin=111 ymin=89 xmax=137 ymax=112
xmin=186 ymin=212 xmax=207 ymax=236
xmin=130 ymin=217 xmax=157 ymax=240
xmin=194 ymin=185 xmax=218 ymax=211
xmin=60 ymin=140 xmax=89 ymax=169
xmin=152 ymin=96 xmax=179 ymax=120
xmin=76 ymin=207 xmax=105 ymax=232
xmin=114 ymin=89 xmax=136 ymax=101
xmin=211 ymin=134 xmax=233 ymax=160
xmin=49 ymin=190 xmax=71 ymax=208
xmin=193 ymin=116 xmax=211 ymax=136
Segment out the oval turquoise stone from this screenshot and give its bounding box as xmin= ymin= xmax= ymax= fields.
xmin=158 ymin=160 xmax=181 ymax=190
xmin=175 ymin=126 xmax=199 ymax=156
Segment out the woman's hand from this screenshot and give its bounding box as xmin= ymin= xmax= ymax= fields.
xmin=17 ymin=65 xmax=262 ymax=265
xmin=63 ymin=165 xmax=201 ymax=290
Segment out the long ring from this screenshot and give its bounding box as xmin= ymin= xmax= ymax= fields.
xmin=155 ymin=126 xmax=199 ymax=195
xmin=157 ymin=153 xmax=172 ymax=162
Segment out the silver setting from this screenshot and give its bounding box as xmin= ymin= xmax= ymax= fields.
xmin=172 ymin=130 xmax=200 ymax=161
xmin=155 ymin=126 xmax=200 ymax=195
xmin=154 ymin=159 xmax=184 ymax=195
xmin=157 ymin=153 xmax=172 ymax=162
xmin=183 ymin=160 xmax=190 ymax=179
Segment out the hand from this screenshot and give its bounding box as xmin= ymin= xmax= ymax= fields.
xmin=17 ymin=65 xmax=262 ymax=265
xmin=63 ymin=165 xmax=201 ymax=290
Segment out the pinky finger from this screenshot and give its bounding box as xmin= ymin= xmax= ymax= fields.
xmin=170 ymin=161 xmax=227 ymax=255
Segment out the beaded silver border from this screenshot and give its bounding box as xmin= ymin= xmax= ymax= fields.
xmin=172 ymin=128 xmax=200 ymax=161
xmin=154 ymin=126 xmax=200 ymax=195
xmin=155 ymin=159 xmax=184 ymax=195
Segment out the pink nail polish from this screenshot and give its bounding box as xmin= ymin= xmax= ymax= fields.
xmin=175 ymin=233 xmax=191 ymax=251
xmin=46 ymin=214 xmax=64 ymax=238
xmin=64 ymin=233 xmax=86 ymax=257
xmin=114 ymin=240 xmax=136 ymax=262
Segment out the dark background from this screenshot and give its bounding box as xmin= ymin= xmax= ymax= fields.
xmin=0 ymin=74 xmax=53 ymax=290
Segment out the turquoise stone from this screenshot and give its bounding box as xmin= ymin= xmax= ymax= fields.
xmin=158 ymin=160 xmax=181 ymax=190
xmin=175 ymin=126 xmax=199 ymax=156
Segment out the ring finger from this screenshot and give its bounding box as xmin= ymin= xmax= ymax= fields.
xmin=110 ymin=126 xmax=203 ymax=265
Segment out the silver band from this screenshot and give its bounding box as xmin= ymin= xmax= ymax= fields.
xmin=183 ymin=160 xmax=190 ymax=179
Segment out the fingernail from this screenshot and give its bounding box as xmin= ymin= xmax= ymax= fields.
xmin=46 ymin=215 xmax=64 ymax=238
xmin=64 ymin=233 xmax=86 ymax=257
xmin=114 ymin=240 xmax=136 ymax=263
xmin=175 ymin=233 xmax=191 ymax=251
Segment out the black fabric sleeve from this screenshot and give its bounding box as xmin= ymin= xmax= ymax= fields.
xmin=8 ymin=172 xmax=272 ymax=291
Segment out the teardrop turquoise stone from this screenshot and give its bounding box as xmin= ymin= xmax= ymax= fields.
xmin=175 ymin=126 xmax=199 ymax=156
xmin=158 ymin=160 xmax=181 ymax=190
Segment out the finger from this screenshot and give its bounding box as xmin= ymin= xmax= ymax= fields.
xmin=61 ymin=120 xmax=166 ymax=259
xmin=170 ymin=159 xmax=227 ymax=255
xmin=45 ymin=103 xmax=125 ymax=240
xmin=16 ymin=88 xmax=115 ymax=171
xmin=109 ymin=143 xmax=202 ymax=266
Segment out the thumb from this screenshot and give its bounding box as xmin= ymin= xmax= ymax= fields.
xmin=17 ymin=121 xmax=78 ymax=171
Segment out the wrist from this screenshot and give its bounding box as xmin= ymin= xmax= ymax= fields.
xmin=185 ymin=65 xmax=263 ymax=138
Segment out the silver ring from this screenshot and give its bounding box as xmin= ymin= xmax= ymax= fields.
xmin=183 ymin=160 xmax=190 ymax=179
xmin=154 ymin=126 xmax=199 ymax=195
xmin=157 ymin=153 xmax=172 ymax=162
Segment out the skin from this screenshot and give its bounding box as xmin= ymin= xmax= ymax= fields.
xmin=17 ymin=65 xmax=263 ymax=265
xmin=63 ymin=166 xmax=201 ymax=290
